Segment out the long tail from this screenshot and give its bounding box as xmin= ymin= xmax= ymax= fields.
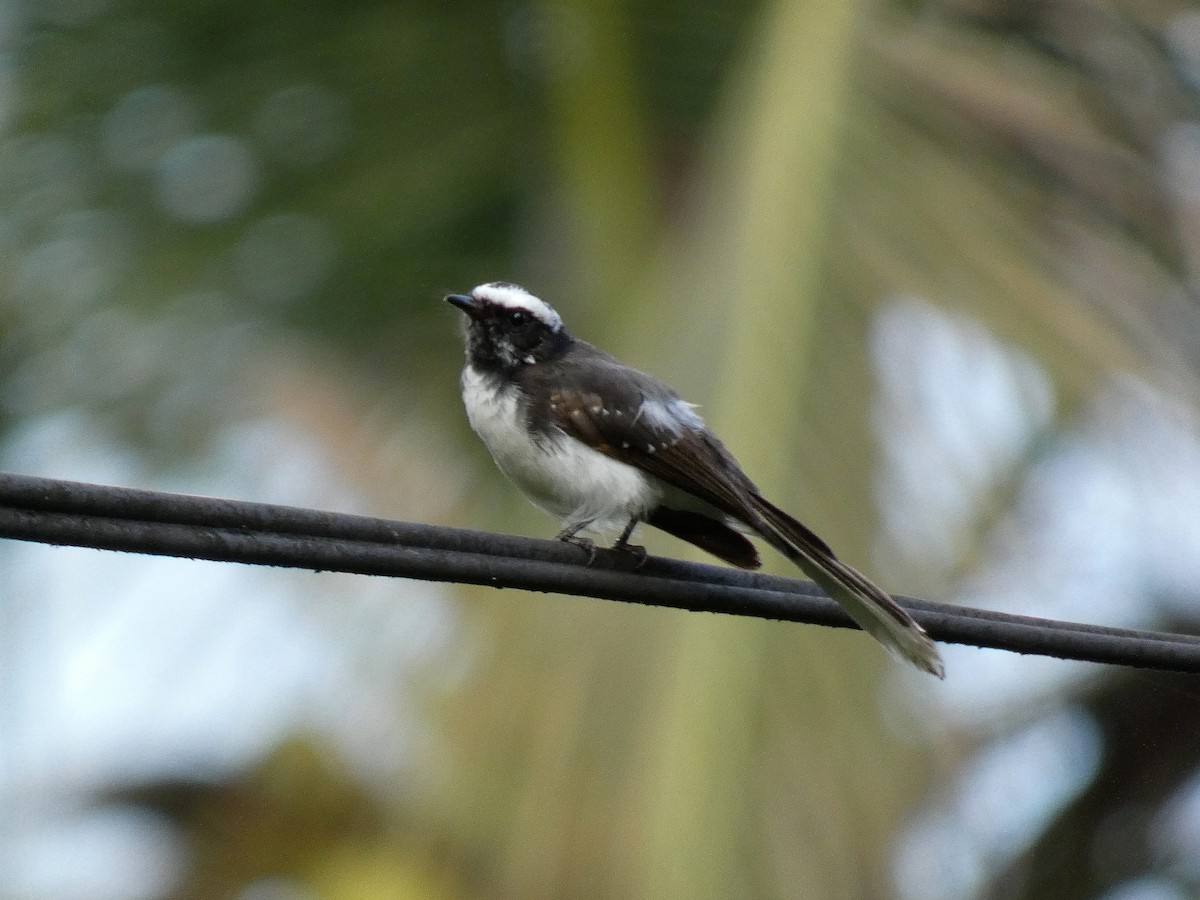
xmin=746 ymin=494 xmax=944 ymax=678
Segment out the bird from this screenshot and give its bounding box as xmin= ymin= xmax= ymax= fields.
xmin=446 ymin=281 xmax=944 ymax=677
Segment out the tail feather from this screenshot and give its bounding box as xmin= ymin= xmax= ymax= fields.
xmin=747 ymin=494 xmax=944 ymax=678
xmin=648 ymin=507 xmax=762 ymax=569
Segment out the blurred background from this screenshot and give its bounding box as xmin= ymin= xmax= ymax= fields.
xmin=2 ymin=0 xmax=1200 ymax=897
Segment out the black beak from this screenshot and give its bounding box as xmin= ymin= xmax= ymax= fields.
xmin=446 ymin=293 xmax=483 ymax=320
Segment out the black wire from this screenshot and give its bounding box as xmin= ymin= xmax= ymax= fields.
xmin=0 ymin=472 xmax=1198 ymax=673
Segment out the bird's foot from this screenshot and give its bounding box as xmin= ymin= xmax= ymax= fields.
xmin=611 ymin=538 xmax=648 ymax=568
xmin=609 ymin=516 xmax=647 ymax=567
xmin=556 ymin=531 xmax=597 ymax=565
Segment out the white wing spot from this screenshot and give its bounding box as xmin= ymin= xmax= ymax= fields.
xmin=646 ymin=445 xmax=656 ymax=453
xmin=590 ymin=405 xmax=601 ymax=414
xmin=637 ymin=397 xmax=704 ymax=436
xmin=621 ymin=441 xmax=630 ymax=449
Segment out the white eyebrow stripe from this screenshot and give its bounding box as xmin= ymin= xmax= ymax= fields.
xmin=636 ymin=397 xmax=704 ymax=435
xmin=471 ymin=282 xmax=563 ymax=331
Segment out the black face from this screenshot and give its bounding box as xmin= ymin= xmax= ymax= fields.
xmin=447 ymin=294 xmax=571 ymax=374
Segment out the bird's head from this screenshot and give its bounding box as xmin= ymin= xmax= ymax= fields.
xmin=446 ymin=282 xmax=572 ymax=373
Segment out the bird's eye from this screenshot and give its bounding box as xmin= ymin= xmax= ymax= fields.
xmin=509 ymin=311 xmax=527 ymax=326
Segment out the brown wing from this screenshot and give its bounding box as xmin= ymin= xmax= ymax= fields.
xmin=546 ymin=386 xmax=760 ymax=523
xmin=547 ymin=386 xmax=843 ymax=559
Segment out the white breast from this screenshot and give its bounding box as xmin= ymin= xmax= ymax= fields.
xmin=460 ymin=366 xmax=660 ymax=533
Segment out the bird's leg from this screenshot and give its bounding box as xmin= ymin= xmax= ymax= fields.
xmin=555 ymin=521 xmax=596 ymax=564
xmin=611 ymin=516 xmax=648 ymax=568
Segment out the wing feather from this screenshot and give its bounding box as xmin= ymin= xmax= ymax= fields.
xmin=529 ymin=354 xmax=943 ymax=676
xmin=547 ymin=388 xmax=755 ymax=519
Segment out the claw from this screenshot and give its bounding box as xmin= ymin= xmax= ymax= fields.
xmin=558 ymin=532 xmax=597 ymax=564
xmin=609 ymin=516 xmax=646 ymax=566
xmin=613 ymin=540 xmax=648 ymax=568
